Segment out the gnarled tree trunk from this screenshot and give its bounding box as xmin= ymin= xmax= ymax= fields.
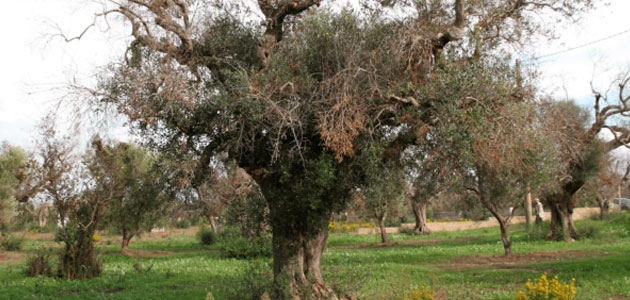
xmin=411 ymin=200 xmax=430 ymax=234
xmin=546 ymin=192 xmax=578 ymax=241
xmin=271 ymin=222 xmax=341 ymax=300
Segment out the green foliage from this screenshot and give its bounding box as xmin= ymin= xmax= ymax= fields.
xmin=215 ymin=227 xmax=272 ymax=259
xmin=95 ymin=141 xmax=173 ymax=248
xmin=576 ymin=221 xmax=603 ymax=240
xmin=174 ymin=219 xmax=192 ymax=229
xmin=0 ymin=143 xmax=29 ymax=228
xmin=197 ymin=226 xmax=217 ymax=245
xmin=0 ymin=231 xmax=24 ymax=251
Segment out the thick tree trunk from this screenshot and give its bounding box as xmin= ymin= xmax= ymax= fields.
xmin=376 ymin=212 xmax=389 ymax=244
xmin=498 ymin=221 xmax=512 ymax=256
xmin=305 ymin=230 xmax=328 ymax=285
xmin=411 ymin=201 xmax=430 ymax=234
xmin=271 ymin=227 xmax=340 ymax=300
xmin=547 ymin=193 xmax=577 ymax=241
xmin=271 ymin=228 xmax=306 ymax=299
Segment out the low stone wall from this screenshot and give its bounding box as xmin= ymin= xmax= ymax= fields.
xmin=355 ymin=207 xmax=600 ymax=235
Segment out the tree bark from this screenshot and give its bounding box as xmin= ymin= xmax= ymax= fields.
xmin=411 ymin=201 xmax=430 ymax=234
xmin=376 ymin=212 xmax=389 ymax=244
xmin=498 ymin=220 xmax=512 ymax=256
xmin=271 ymin=227 xmax=340 ymax=300
xmin=207 ymin=214 xmax=217 ymax=232
xmin=547 ymin=193 xmax=577 ymax=241
xmin=121 ymin=229 xmax=134 ymax=254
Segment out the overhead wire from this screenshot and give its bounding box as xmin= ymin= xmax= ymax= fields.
xmin=523 ymin=28 xmax=630 ymax=65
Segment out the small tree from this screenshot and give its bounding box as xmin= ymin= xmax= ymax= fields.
xmin=359 ymin=148 xmax=405 ymax=244
xmin=37 ymin=127 xmax=107 ymax=279
xmin=98 ymin=142 xmax=173 ymax=254
xmin=460 ymin=102 xmax=556 ymax=255
xmin=404 ymin=130 xmax=456 ymax=234
xmin=537 ymin=71 xmax=630 ymax=241
xmin=0 ymin=143 xmax=27 ymax=230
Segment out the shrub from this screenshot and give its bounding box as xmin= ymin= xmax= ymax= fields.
xmin=404 ymin=285 xmax=434 ymax=300
xmin=0 ymin=232 xmax=24 ymax=251
xmin=524 ymin=225 xmax=548 ymax=242
xmin=173 ymin=219 xmax=192 ymax=229
xmin=25 ymin=249 xmax=54 ymax=277
xmin=515 ymin=273 xmax=576 ymax=300
xmin=217 ymin=235 xmax=272 ymax=259
xmin=577 ymin=222 xmax=602 ymax=240
xmin=197 ymin=226 xmax=217 ymax=245
xmin=215 ymin=226 xmax=272 ymax=259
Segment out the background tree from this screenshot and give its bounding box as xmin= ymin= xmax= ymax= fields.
xmin=538 ymin=81 xmax=630 ymax=240
xmin=0 ymin=143 xmax=28 ymax=230
xmin=424 ymin=59 xmax=558 ymax=255
xmin=77 ymin=0 xmax=595 ymax=297
xmin=358 ymin=148 xmax=406 ymax=244
xmin=0 ymin=142 xmax=43 ymax=230
xmin=37 ymin=127 xmax=108 ymax=279
xmin=404 ymin=127 xmax=457 ymax=234
xmin=99 ymin=142 xmax=173 ymax=254
xmin=588 ymin=156 xmax=629 ymax=219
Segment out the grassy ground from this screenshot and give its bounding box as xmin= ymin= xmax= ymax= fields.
xmin=1 ymin=212 xmax=629 ymax=300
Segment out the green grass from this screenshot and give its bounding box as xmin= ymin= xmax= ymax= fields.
xmin=1 ymin=212 xmax=630 ymax=299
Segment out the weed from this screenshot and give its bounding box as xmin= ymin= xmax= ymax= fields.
xmin=24 ymin=249 xmax=54 ymax=277
xmin=515 ymin=273 xmax=576 ymax=300
xmin=133 ymin=263 xmax=153 ymax=274
xmin=404 ymin=285 xmax=434 ymax=300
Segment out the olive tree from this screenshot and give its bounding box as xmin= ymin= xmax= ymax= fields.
xmin=71 ymin=0 xmax=595 ymax=297
xmin=0 ymin=143 xmax=27 ymax=230
xmin=538 ymin=81 xmax=630 ymax=241
xmin=97 ymin=142 xmax=173 ymax=254
xmin=358 ymin=147 xmax=406 ymax=244
xmin=0 ymin=143 xmax=43 ymax=230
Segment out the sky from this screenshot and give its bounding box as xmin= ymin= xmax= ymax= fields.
xmin=1 ymin=0 xmax=629 ymax=153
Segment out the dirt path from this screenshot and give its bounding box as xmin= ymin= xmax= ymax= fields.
xmin=357 ymin=207 xmax=600 ymax=234
xmin=432 ymin=249 xmax=604 ymax=271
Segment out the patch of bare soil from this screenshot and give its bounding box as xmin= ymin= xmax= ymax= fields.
xmin=396 ymin=236 xmax=476 ymax=247
xmin=23 ymin=232 xmax=55 ymax=241
xmin=123 ymin=249 xmax=176 ymax=258
xmin=0 ymin=252 xmax=25 ymax=262
xmin=337 ymin=237 xmax=475 ymax=250
xmin=434 ymin=250 xmax=604 ymax=271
